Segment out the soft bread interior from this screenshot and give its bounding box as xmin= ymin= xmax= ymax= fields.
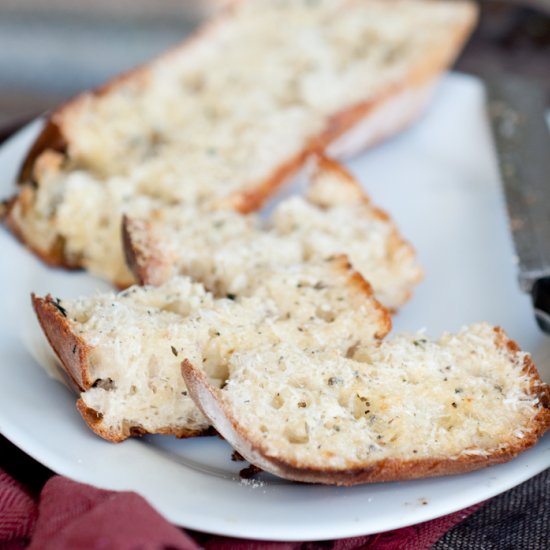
xmin=35 ymin=257 xmax=389 ymax=441
xmin=183 ymin=324 xmax=550 ymax=483
xmin=49 ymin=279 xmax=219 ymax=440
xmin=126 ymin=157 xmax=422 ymax=310
xmin=273 ymin=158 xmax=421 ymax=309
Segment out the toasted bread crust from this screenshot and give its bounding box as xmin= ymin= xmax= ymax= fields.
xmin=3 ymin=193 xmax=79 ymax=270
xmin=330 ymin=254 xmax=392 ymax=339
xmin=321 ymin=2 xmax=477 ymax=159
xmin=122 ymin=216 xmax=151 ymax=286
xmin=122 ymin=216 xmax=173 ymax=287
xmin=76 ymin=399 xmax=207 ymax=443
xmin=32 ymin=295 xmax=92 ymax=390
xmin=310 ymin=154 xmax=423 ymax=310
xmin=33 ymin=294 xmax=210 ymax=442
xmin=123 ymin=155 xmax=421 ymax=312
xmin=310 ymin=155 xmax=383 ymax=210
xmin=123 ymin=212 xmax=392 ymax=339
xmin=182 ymin=328 xmax=550 ymax=486
xmin=2 ymin=78 xmax=433 ymax=268
xmin=17 ymin=119 xmax=67 ymax=185
xmin=223 ymin=149 xmax=312 ymax=214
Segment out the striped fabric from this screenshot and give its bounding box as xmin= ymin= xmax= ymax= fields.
xmin=0 ymin=466 xmax=480 ymax=550
xmin=0 ymin=469 xmax=36 ymax=548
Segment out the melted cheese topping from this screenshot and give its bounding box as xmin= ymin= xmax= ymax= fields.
xmin=62 ymin=257 xmax=388 ymax=437
xmin=133 ymin=161 xmax=421 ymax=309
xmin=222 ymin=324 xmax=541 ymax=469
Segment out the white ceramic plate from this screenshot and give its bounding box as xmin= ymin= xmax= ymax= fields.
xmin=0 ymin=73 xmax=549 ymax=542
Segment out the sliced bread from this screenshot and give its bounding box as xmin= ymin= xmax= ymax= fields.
xmin=33 ymin=257 xmax=389 ymax=441
xmin=124 ymin=156 xmax=422 ymax=310
xmin=4 ymin=0 xmax=477 ymax=286
xmin=182 ymin=324 xmax=550 ymax=485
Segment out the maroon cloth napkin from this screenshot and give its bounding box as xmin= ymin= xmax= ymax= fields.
xmin=0 ymin=466 xmax=482 ymax=550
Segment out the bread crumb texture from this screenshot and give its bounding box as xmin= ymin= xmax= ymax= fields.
xmin=127 ymin=157 xmax=422 ymax=310
xmin=219 ymin=324 xmax=549 ymax=470
xmin=8 ymin=0 xmax=476 ymax=285
xmin=49 ymin=257 xmax=389 ymax=439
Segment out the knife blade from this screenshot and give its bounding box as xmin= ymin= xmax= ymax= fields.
xmin=486 ymin=75 xmax=550 ymax=333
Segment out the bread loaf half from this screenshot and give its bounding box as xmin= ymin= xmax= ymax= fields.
xmin=124 ymin=156 xmax=422 ymax=310
xmin=182 ymin=324 xmax=550 ymax=485
xmin=33 ymin=257 xmax=390 ymax=441
xmin=4 ymin=0 xmax=477 ymax=286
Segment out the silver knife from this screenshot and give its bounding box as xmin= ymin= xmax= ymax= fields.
xmin=486 ymin=75 xmax=550 ymax=333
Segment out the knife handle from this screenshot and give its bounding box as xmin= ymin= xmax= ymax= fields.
xmin=532 ymin=278 xmax=550 ymax=334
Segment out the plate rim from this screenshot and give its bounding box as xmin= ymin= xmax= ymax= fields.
xmin=1 ymin=73 xmax=549 ymax=541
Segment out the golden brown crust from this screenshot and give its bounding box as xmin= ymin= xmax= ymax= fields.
xmin=3 ymin=13 xmax=240 ymax=269
xmin=244 ymin=449 xmax=521 ymax=486
xmin=32 ymin=294 xmax=93 ymax=390
xmin=123 ymin=155 xmax=420 ymax=312
xmin=33 ymin=294 xmax=210 ymax=442
xmin=18 ymin=120 xmax=67 ymax=184
xmin=4 ymin=149 xmax=83 ymax=270
xmin=123 ymin=215 xmax=393 ymax=337
xmin=330 ymin=254 xmax=392 ymax=339
xmin=226 ymin=79 xmax=447 ymax=214
xmin=182 ymin=326 xmax=550 ymax=486
xmin=493 ymin=326 xmax=550 ymax=436
xmin=121 ymin=216 xmax=143 ymax=284
xmin=121 ymin=216 xmax=168 ymax=286
xmin=311 ymin=154 xmax=388 ymax=217
xmin=310 ymin=154 xmax=423 ymax=310
xmin=3 ymin=196 xmax=79 ymax=270
xmin=122 ymin=215 xmax=179 ymax=288
xmin=76 ymin=399 xmax=207 ymax=443
xmin=223 ymin=149 xmax=312 ymax=214
xmin=310 ymin=2 xmax=478 ymax=159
